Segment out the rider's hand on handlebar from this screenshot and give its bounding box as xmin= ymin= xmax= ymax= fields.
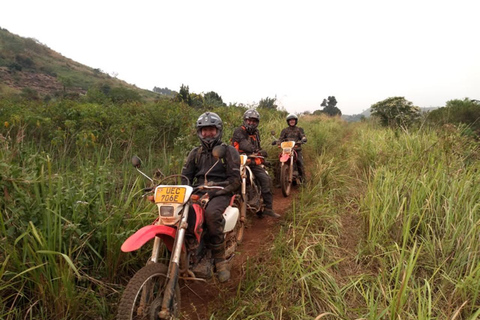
xmin=258 ymin=149 xmax=268 ymax=158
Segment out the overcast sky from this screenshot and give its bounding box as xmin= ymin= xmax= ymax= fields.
xmin=1 ymin=0 xmax=479 ymax=115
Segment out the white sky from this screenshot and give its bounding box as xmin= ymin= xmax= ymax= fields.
xmin=1 ymin=0 xmax=479 ymax=115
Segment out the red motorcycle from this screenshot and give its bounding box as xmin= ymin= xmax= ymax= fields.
xmin=272 ymin=138 xmax=304 ymax=197
xmin=117 ymin=146 xmax=244 ymax=320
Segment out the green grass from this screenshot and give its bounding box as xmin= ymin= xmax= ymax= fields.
xmin=2 ymin=99 xmax=480 ymax=319
xmin=212 ymin=118 xmax=480 ymax=319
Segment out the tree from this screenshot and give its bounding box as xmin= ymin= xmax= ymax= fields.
xmin=174 ymin=84 xmax=192 ymax=105
xmin=204 ymin=91 xmax=226 ymax=107
xmin=153 ymin=87 xmax=174 ymax=96
xmin=319 ymin=96 xmax=341 ymax=116
xmin=258 ymin=97 xmax=277 ymax=110
xmin=427 ymin=98 xmax=480 ymax=131
xmin=109 ymin=87 xmax=142 ymax=104
xmin=371 ymin=96 xmax=420 ymax=128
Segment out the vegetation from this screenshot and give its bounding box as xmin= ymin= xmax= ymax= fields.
xmin=315 ymin=96 xmax=342 ymax=116
xmin=211 ymin=115 xmax=480 ymax=320
xmin=258 ymin=96 xmax=278 ymax=110
xmin=2 ymin=23 xmax=480 ymax=320
xmin=370 ymin=96 xmax=421 ymax=128
xmin=0 ymin=27 xmax=159 ymax=102
xmin=2 ymin=94 xmax=480 ymax=319
xmin=427 ymin=98 xmax=480 ymax=135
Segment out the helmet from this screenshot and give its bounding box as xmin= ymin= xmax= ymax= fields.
xmin=286 ymin=113 xmax=298 ymax=126
xmin=243 ymin=109 xmax=260 ymax=134
xmin=196 ymin=112 xmax=223 ymax=150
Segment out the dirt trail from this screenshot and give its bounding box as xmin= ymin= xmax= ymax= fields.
xmin=180 ymin=187 xmax=293 ymax=319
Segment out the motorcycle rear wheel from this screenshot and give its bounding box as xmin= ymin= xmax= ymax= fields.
xmin=116 ymin=262 xmax=181 ymax=320
xmin=280 ymin=164 xmax=292 ymax=197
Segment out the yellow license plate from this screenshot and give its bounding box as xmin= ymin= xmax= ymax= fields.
xmin=155 ymin=187 xmax=186 ymax=204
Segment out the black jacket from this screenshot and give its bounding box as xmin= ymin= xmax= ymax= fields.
xmin=279 ymin=126 xmax=306 ymax=150
xmin=181 ymin=142 xmax=241 ymax=192
xmin=231 ymin=126 xmax=261 ymax=154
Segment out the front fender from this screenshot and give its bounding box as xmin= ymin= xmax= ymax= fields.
xmin=280 ymin=154 xmax=290 ymax=163
xmin=121 ymin=225 xmax=177 ymax=252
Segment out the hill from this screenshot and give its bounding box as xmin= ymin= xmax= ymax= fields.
xmin=0 ymin=27 xmax=160 ymax=100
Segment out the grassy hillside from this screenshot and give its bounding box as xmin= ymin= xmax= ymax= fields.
xmin=0 ymin=27 xmax=159 ymax=101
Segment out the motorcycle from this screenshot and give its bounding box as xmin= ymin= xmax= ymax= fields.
xmin=272 ymin=135 xmax=305 ymax=197
xmin=238 ymin=153 xmax=266 ymax=219
xmin=116 ymin=146 xmax=244 ymax=320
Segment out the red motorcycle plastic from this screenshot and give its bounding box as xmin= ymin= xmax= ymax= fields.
xmin=116 ymin=146 xmax=244 ymax=320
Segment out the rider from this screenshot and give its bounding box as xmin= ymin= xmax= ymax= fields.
xmin=231 ymin=109 xmax=280 ymax=219
xmin=279 ymin=113 xmax=307 ymax=182
xmin=181 ymin=112 xmax=241 ymax=282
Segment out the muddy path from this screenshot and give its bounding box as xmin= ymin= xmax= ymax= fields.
xmin=180 ymin=187 xmax=295 ymax=319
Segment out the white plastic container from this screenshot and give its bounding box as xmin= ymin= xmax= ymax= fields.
xmin=223 ymin=206 xmax=239 ymax=232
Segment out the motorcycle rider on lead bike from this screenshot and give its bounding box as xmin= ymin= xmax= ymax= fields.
xmin=181 ymin=112 xmax=241 ymax=282
xmin=231 ymin=110 xmax=280 ymax=219
xmin=278 ymin=113 xmax=307 ymax=182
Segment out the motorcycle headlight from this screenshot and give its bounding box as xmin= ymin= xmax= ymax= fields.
xmin=160 ymin=205 xmax=174 ymax=217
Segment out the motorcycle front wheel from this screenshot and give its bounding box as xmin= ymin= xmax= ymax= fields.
xmin=116 ymin=262 xmax=181 ymax=320
xmin=280 ymin=163 xmax=292 ymax=197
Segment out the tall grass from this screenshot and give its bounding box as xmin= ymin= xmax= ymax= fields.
xmin=213 ymin=118 xmax=480 ymax=319
xmin=3 ymin=98 xmax=480 ymax=319
xmin=0 ymin=138 xmax=153 ymax=318
xmin=0 ymin=97 xmax=276 ymax=319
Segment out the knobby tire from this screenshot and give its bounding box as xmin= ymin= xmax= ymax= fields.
xmin=280 ymin=164 xmax=292 ymax=197
xmin=116 ymin=263 xmax=180 ymax=320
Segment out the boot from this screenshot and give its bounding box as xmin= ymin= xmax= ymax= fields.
xmin=211 ymin=243 xmax=230 ymax=282
xmin=215 ymin=260 xmax=231 ymax=283
xmin=263 ymin=208 xmax=281 ymax=218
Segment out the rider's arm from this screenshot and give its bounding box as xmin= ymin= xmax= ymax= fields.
xmin=223 ymin=146 xmax=241 ymax=193
xmin=299 ymin=127 xmax=307 ymax=143
xmin=181 ymin=148 xmax=197 ymax=185
xmin=232 ymin=127 xmax=256 ymax=154
xmin=279 ymin=128 xmax=287 ymax=142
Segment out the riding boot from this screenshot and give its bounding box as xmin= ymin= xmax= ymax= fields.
xmin=211 ymin=243 xmax=230 ymax=282
xmin=263 ymin=208 xmax=281 ymax=218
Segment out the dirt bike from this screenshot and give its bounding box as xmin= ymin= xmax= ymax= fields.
xmin=272 ymin=138 xmax=305 ymax=197
xmin=238 ymin=153 xmax=266 ymax=219
xmin=117 ymin=146 xmax=244 ymax=320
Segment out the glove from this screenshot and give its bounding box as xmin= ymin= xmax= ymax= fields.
xmin=209 ymin=180 xmax=240 ymax=198
xmin=258 ymin=150 xmax=268 ymax=157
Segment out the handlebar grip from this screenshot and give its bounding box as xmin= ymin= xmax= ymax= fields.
xmin=143 ymin=187 xmax=154 ymax=192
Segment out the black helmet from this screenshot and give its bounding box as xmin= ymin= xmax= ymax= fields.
xmin=286 ymin=113 xmax=298 ymax=126
xmin=243 ymin=109 xmax=260 ymax=134
xmin=196 ymin=112 xmax=223 ymax=150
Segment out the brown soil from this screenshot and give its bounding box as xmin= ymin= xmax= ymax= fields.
xmin=180 ymin=187 xmax=293 ymax=320
xmin=0 ymin=67 xmax=86 ymax=96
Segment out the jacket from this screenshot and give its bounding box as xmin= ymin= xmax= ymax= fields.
xmin=279 ymin=126 xmax=306 ymax=151
xmin=181 ymin=141 xmax=241 ymax=192
xmin=231 ymin=126 xmax=263 ymax=165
